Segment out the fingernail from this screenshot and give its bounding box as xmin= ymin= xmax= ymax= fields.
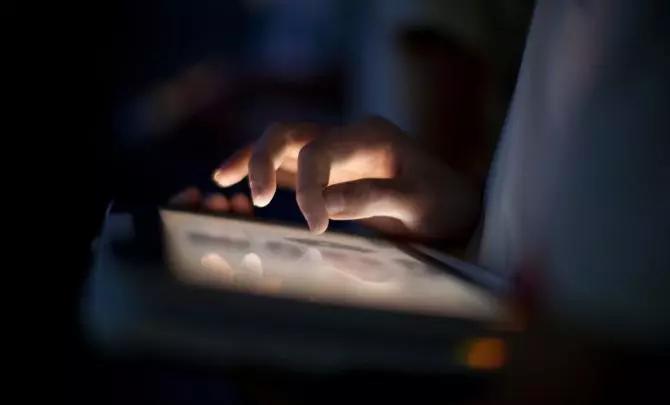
xmin=249 ymin=181 xmax=268 ymax=207
xmin=305 ymin=214 xmax=327 ymax=234
xmin=325 ymin=192 xmax=345 ymax=215
xmin=212 ymin=169 xmax=226 ymax=186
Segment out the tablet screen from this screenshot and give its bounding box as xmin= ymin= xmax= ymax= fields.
xmin=161 ymin=209 xmax=500 ymax=320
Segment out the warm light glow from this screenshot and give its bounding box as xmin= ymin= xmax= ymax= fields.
xmin=464 ymin=337 xmax=506 ymax=370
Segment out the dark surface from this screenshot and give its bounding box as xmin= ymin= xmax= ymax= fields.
xmin=67 ymin=354 xmax=493 ymax=404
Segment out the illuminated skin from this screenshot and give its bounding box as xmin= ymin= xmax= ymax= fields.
xmin=169 ymin=186 xmax=254 ymax=215
xmin=207 ymin=116 xmax=481 ymax=238
xmin=171 ymin=117 xmax=479 ymax=240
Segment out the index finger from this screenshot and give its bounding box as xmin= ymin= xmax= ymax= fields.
xmin=213 ymin=147 xmax=253 ymax=187
xmin=247 ymin=123 xmax=321 ymax=207
xmin=296 ymin=130 xmax=367 ymax=233
xmin=212 ymin=124 xmax=321 ymax=205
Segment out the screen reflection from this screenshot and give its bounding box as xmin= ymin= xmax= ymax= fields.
xmin=161 ymin=210 xmax=498 ymax=319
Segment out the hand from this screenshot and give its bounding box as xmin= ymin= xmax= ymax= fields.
xmin=212 ymin=116 xmax=481 ymax=238
xmin=169 ymin=187 xmax=254 ymax=215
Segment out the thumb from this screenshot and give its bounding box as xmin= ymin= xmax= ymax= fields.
xmin=323 ymin=179 xmax=420 ymax=226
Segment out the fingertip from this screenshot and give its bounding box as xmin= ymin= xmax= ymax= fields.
xmin=212 ymin=147 xmax=253 ymax=187
xmin=170 ymin=187 xmax=202 ymax=206
xmin=251 ymin=192 xmax=273 ymax=208
xmin=204 ymin=193 xmax=231 ymax=212
xmin=296 ymin=189 xmax=329 ymax=234
xmin=304 ymin=212 xmax=329 ymax=234
xmin=247 ymin=156 xmax=277 ymax=207
xmin=324 ymin=190 xmax=346 ymax=216
xmin=249 ymin=180 xmax=275 ymax=208
xmin=212 ymin=169 xmax=238 ymax=187
xmin=231 ymin=193 xmax=254 ymax=215
xmin=311 ymin=219 xmax=329 ymax=235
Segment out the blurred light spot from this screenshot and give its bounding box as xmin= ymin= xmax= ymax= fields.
xmin=305 ymin=247 xmax=322 ymax=262
xmin=464 ymin=337 xmax=506 ymax=370
xmin=242 ymin=253 xmax=263 ymax=276
xmin=200 ymin=253 xmax=234 ymax=276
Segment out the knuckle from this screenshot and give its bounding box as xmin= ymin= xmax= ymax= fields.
xmin=270 ymin=122 xmax=301 ymax=142
xmin=371 ymin=181 xmax=406 ymax=206
xmin=249 ymin=143 xmax=270 ymax=163
xmin=357 ymin=180 xmax=377 ymax=196
xmin=340 ymin=181 xmax=382 ymax=204
xmin=365 ymin=182 xmax=389 ymax=203
xmin=336 ymin=184 xmax=357 ymax=202
xmin=261 ymin=122 xmax=290 ymax=147
xmin=297 ymin=140 xmax=322 ymax=164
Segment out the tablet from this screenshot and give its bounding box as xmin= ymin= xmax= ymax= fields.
xmin=161 ymin=208 xmax=500 ymax=321
xmin=86 ymin=206 xmax=508 ymax=373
